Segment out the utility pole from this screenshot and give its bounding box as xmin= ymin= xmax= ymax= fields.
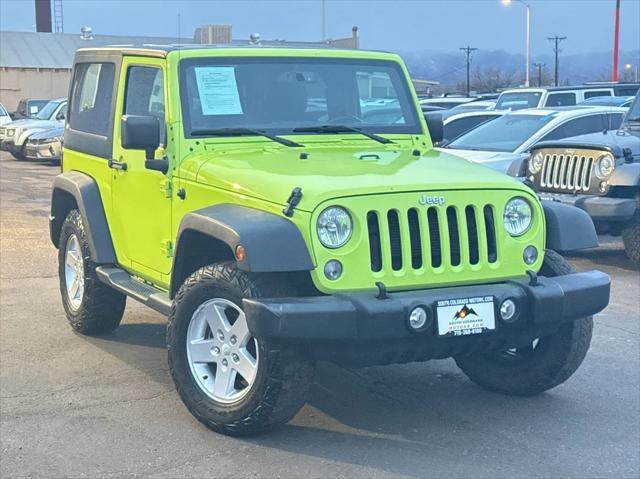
xmin=460 ymin=46 xmax=478 ymax=97
xmin=533 ymin=62 xmax=546 ymax=87
xmin=548 ymin=35 xmax=567 ymax=86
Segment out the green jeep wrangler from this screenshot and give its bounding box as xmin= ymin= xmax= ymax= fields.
xmin=51 ymin=45 xmax=610 ymax=436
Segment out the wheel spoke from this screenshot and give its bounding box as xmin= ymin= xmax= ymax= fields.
xmin=229 ymin=311 xmax=250 ymax=345
xmin=213 ymin=366 xmax=236 ymax=397
xmin=69 ymin=278 xmax=80 ymax=298
xmin=234 ymin=348 xmax=257 ymax=384
xmin=189 ymin=339 xmax=216 ymax=363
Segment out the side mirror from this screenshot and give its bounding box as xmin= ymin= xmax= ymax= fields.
xmin=121 ymin=115 xmax=160 ymax=159
xmin=424 ymin=113 xmax=444 ymax=144
xmin=57 ymin=112 xmax=66 ymax=121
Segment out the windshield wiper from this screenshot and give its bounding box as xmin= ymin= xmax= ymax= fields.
xmin=191 ymin=127 xmax=303 ymax=147
xmin=292 ymin=125 xmax=393 ymax=144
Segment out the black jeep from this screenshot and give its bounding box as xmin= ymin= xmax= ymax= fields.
xmin=525 ymin=95 xmax=640 ymax=264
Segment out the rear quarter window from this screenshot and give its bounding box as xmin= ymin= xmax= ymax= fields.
xmin=68 ymin=62 xmax=116 ymax=136
xmin=545 ymin=92 xmax=576 ymax=107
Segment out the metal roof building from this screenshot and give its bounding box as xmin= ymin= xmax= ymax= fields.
xmin=0 ymin=29 xmax=359 ymax=110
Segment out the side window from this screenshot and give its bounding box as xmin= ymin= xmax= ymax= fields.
xmin=57 ymin=103 xmax=68 ymax=120
xmin=69 ymin=62 xmax=116 ymax=136
xmin=545 ymin=92 xmax=576 ymax=107
xmin=124 ymin=66 xmax=165 ymax=144
xmin=584 ymin=90 xmax=612 ymax=99
xmin=445 ymin=115 xmax=494 ymax=140
xmin=606 ymin=113 xmax=624 ymax=130
xmin=541 ymin=115 xmax=604 ymax=142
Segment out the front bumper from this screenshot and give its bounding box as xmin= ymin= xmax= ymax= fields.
xmin=539 ymin=192 xmax=636 ymax=221
xmin=244 ymin=270 xmax=610 ymax=366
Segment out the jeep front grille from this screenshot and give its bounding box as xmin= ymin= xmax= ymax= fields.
xmin=366 ymin=205 xmax=498 ymax=272
xmin=538 ymin=152 xmax=595 ymax=192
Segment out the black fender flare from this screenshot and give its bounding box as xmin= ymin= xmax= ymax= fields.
xmin=50 ymin=172 xmax=117 ymax=264
xmin=542 ymin=200 xmax=599 ymax=252
xmin=170 ymin=204 xmax=315 ymax=296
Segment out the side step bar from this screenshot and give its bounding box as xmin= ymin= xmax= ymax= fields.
xmin=95 ymin=266 xmax=172 ymax=316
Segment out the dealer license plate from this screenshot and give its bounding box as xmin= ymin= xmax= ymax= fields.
xmin=436 ymin=296 xmax=496 ymax=337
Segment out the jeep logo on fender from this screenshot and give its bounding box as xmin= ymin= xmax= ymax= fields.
xmin=419 ymin=195 xmax=446 ymax=206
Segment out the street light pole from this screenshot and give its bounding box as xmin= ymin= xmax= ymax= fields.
xmin=626 ymin=64 xmax=639 ymax=83
xmin=502 ymin=0 xmax=531 ymax=87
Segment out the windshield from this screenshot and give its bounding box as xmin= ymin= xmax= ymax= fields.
xmin=179 ymin=57 xmax=421 ymax=138
xmin=447 ymin=113 xmax=555 ymax=152
xmin=0 ymin=104 xmax=7 ymax=116
xmin=495 ymin=92 xmax=542 ymax=111
xmin=625 ymin=96 xmax=640 ymax=123
xmin=36 ymin=100 xmax=61 ymax=120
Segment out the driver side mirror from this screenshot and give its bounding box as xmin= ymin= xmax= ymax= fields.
xmin=57 ymin=111 xmax=66 ymax=121
xmin=424 ymin=113 xmax=444 ymax=144
xmin=121 ymin=115 xmax=167 ymax=174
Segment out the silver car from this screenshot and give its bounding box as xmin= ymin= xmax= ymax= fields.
xmin=0 ymin=98 xmax=66 ymax=160
xmin=24 ymin=125 xmax=63 ymax=164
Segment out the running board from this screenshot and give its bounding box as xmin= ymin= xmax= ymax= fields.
xmin=95 ymin=266 xmax=172 ymax=316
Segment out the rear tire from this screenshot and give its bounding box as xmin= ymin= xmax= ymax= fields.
xmin=622 ymin=210 xmax=640 ymax=266
xmin=167 ymin=263 xmax=314 ymax=436
xmin=455 ymin=250 xmax=593 ymax=396
xmin=58 ymin=210 xmax=126 ymax=335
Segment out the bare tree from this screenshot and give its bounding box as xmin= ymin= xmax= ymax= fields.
xmin=472 ymin=67 xmax=519 ymax=92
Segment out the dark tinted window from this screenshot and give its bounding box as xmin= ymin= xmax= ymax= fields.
xmin=605 ymin=113 xmax=624 ymax=130
xmin=69 ymin=62 xmax=115 ymax=136
xmin=545 ymin=92 xmax=576 ymax=107
xmin=124 ymin=66 xmax=165 ymax=143
xmin=444 ymin=115 xmax=497 ymax=141
xmin=540 ymin=115 xmax=604 ymax=141
xmin=614 ymin=86 xmax=639 ymax=96
xmin=584 ymin=90 xmax=612 ymax=99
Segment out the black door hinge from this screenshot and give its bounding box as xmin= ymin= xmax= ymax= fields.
xmin=283 ymin=187 xmax=303 ymax=217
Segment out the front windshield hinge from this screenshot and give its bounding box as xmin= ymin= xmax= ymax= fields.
xmin=161 ymin=179 xmax=173 ymax=198
xmin=283 ymin=187 xmax=303 ymax=217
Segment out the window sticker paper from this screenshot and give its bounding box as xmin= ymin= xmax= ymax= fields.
xmin=195 ymin=67 xmax=243 ymax=115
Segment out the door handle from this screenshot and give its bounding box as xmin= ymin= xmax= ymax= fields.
xmin=108 ymin=159 xmax=128 ymax=171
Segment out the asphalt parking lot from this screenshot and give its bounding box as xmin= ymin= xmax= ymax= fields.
xmin=0 ymin=151 xmax=638 ymax=479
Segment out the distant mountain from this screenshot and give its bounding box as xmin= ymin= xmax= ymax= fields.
xmin=399 ymin=49 xmax=640 ymax=92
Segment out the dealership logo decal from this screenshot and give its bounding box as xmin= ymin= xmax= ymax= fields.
xmin=453 ymin=305 xmax=478 ymax=320
xmin=419 ymin=195 xmax=445 ymax=206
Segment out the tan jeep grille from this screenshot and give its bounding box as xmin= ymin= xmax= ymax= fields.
xmin=537 ymin=151 xmax=597 ymax=192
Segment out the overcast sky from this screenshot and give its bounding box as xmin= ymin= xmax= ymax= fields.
xmin=1 ymin=0 xmax=639 ymax=56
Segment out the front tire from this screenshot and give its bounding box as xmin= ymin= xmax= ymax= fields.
xmin=58 ymin=210 xmax=126 ymax=335
xmin=167 ymin=263 xmax=314 ymax=436
xmin=455 ymin=250 xmax=593 ymax=396
xmin=622 ymin=210 xmax=640 ymax=266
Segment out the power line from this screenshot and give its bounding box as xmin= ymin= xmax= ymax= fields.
xmin=459 ymin=46 xmax=478 ymax=97
xmin=547 ymin=35 xmax=567 ymax=86
xmin=532 ymin=62 xmax=546 ymax=87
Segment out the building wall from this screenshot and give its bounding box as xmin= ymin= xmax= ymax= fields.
xmin=0 ymin=68 xmax=71 ymax=111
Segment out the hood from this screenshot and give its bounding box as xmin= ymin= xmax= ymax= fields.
xmin=437 ymin=148 xmax=526 ymax=164
xmin=187 ymin=143 xmax=527 ymax=211
xmin=533 ymin=129 xmax=640 ymax=162
xmin=5 ymin=119 xmax=61 ymax=131
xmin=28 ymin=126 xmax=64 ymax=141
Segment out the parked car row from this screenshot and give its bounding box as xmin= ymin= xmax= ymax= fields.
xmin=425 ymin=95 xmax=640 ymax=263
xmin=0 ymin=97 xmax=66 ymax=163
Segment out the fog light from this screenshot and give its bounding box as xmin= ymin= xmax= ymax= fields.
xmin=323 ymin=260 xmax=343 ymax=280
xmin=408 ymin=306 xmax=429 ymax=331
xmin=599 ymin=181 xmax=608 ymax=193
xmin=500 ymin=299 xmax=517 ymax=322
xmin=523 ymin=245 xmax=538 ymax=265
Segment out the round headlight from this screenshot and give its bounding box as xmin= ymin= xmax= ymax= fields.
xmin=528 ymin=152 xmax=544 ymax=174
xmin=594 ymin=154 xmax=614 ymax=179
xmin=317 ymin=206 xmax=352 ymax=248
xmin=504 ymin=197 xmax=533 ymax=237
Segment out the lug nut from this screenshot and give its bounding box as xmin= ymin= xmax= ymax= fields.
xmin=222 ymin=359 xmax=228 ymax=367
xmin=212 ymin=346 xmax=220 ymax=355
xmin=232 ymin=353 xmax=239 ymax=363
xmin=230 ymin=335 xmax=237 ymax=345
xmin=217 ymin=330 xmax=225 ymax=341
